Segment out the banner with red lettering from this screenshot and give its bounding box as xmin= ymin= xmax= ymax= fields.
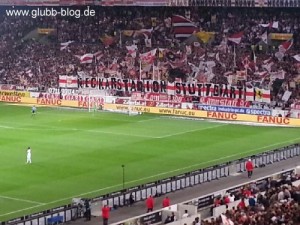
xmin=199 ymin=96 xmax=250 ymax=107
xmin=114 ymin=97 xmax=182 ymax=108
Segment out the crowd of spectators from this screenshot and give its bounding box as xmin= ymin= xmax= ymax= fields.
xmin=0 ymin=7 xmax=300 ymax=106
xmin=202 ymin=172 xmax=300 ymax=225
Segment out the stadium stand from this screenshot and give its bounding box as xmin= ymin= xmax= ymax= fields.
xmin=204 ymin=172 xmax=300 ymax=224
xmin=60 ymin=157 xmax=300 ymax=225
xmin=1 ymin=5 xmax=300 ymax=225
xmin=0 ymin=7 xmax=300 ymax=108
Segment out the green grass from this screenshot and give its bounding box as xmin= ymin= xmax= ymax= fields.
xmin=0 ymin=103 xmax=299 ymax=221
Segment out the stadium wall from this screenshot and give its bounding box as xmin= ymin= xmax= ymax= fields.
xmin=2 ymin=144 xmax=300 ymax=225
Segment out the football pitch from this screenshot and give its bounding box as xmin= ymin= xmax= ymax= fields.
xmin=0 ymin=103 xmax=300 ymax=221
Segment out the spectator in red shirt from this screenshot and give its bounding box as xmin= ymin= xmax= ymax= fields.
xmin=214 ymin=197 xmax=221 ymax=207
xmin=146 ymin=195 xmax=154 ymax=212
xmin=238 ymin=198 xmax=246 ymax=210
xmin=162 ymin=196 xmax=170 ymax=208
xmin=101 ymin=205 xmax=110 ymax=225
xmin=245 ymin=159 xmax=254 ymax=178
xmin=243 ymin=188 xmax=252 ymax=198
xmin=223 ymin=195 xmax=230 ymax=205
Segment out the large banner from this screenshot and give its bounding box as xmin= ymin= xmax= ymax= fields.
xmin=59 ymin=77 xmax=271 ymax=103
xmin=74 ymin=78 xmax=271 ymax=102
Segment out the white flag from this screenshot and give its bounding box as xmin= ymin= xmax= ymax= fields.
xmin=293 ymin=54 xmax=300 ymax=62
xmin=145 ymin=38 xmax=152 ymax=48
xmin=261 ymin=31 xmax=268 ymax=44
xmin=282 ymin=90 xmax=292 ymax=102
xmin=60 ymin=41 xmax=74 ymax=51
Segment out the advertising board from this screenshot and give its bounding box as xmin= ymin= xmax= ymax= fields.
xmin=197 ymin=104 xmax=271 ymax=116
xmin=103 ymin=104 xmax=300 ymax=127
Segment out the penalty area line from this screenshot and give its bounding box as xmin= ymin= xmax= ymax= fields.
xmin=157 ymin=124 xmax=227 ymax=138
xmin=0 ymin=195 xmax=44 ymax=205
xmin=1 ymin=137 xmax=300 ymax=218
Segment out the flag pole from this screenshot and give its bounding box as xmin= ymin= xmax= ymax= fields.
xmin=139 ymin=60 xmax=142 ymax=80
xmin=233 ymin=45 xmax=236 ymax=68
xmin=119 ymin=30 xmax=122 ymax=48
xmin=152 ymin=64 xmax=155 ymax=80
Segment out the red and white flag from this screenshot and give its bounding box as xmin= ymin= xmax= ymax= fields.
xmin=255 ymin=71 xmax=268 ymax=79
xmin=60 ymin=41 xmax=74 ymax=51
xmin=221 ymin=214 xmax=234 ymax=225
xmin=279 ymin=39 xmax=293 ymax=53
xmin=94 ymin=51 xmax=103 ymax=61
xmin=109 ymin=58 xmax=118 ymax=71
xmin=97 ymin=62 xmax=106 ymax=72
xmin=228 ymin=32 xmax=243 ymax=44
xmin=59 ymin=75 xmax=78 ymax=88
xmin=246 ymin=88 xmax=271 ymax=103
xmin=172 ymin=15 xmax=197 ymax=38
xmin=262 ymin=59 xmax=274 ymax=72
xmin=236 ymin=70 xmax=247 ymax=80
xmin=134 ymin=28 xmax=153 ymax=39
xmin=80 ymin=53 xmax=94 ymax=64
xmin=224 ymin=71 xmax=234 ymax=77
xmin=140 ymin=49 xmax=157 ymax=63
xmin=259 ymin=21 xmax=279 ymax=29
xmin=126 ymin=45 xmax=138 ymax=58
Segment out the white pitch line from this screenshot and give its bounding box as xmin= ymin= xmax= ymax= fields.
xmin=0 ymin=124 xmax=158 ymax=139
xmin=157 ymin=124 xmax=227 ymax=138
xmin=0 ymin=125 xmax=14 ymax=129
xmin=0 ymin=195 xmax=44 ymax=205
xmin=1 ymin=137 xmax=300 ymax=218
xmin=137 ymin=117 xmax=161 ymax=123
xmin=85 ymin=129 xmax=159 ymax=139
xmin=0 ymin=122 xmax=223 ymax=139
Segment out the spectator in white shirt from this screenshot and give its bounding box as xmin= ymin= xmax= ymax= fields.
xmin=229 ymin=193 xmax=235 ymax=202
xmin=182 ymin=210 xmax=189 ymax=218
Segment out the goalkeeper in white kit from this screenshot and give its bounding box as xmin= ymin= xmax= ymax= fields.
xmin=26 ymin=147 xmax=32 ymax=164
